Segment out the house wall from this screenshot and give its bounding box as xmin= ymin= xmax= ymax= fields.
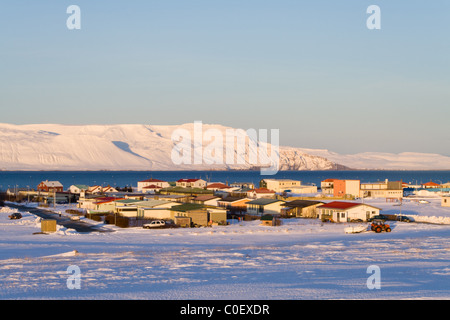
xmin=319 ymin=205 xmax=380 ymax=222
xmin=92 ymin=202 xmax=116 ymax=212
xmin=138 ymin=208 xmax=174 ymax=220
xmin=247 ymin=202 xmax=284 ymax=215
xmin=209 ymin=210 xmax=227 ymax=224
xmin=333 ymin=180 xmax=346 ymax=197
xmin=296 ymin=204 xmax=322 ymax=218
xmin=290 ymin=186 xmax=318 ymax=194
xmin=262 ymin=180 xmax=302 ymax=193
xmin=360 ymin=189 xmax=403 ymax=199
xmin=345 ymin=180 xmax=361 ymax=198
xmin=137 ymin=181 xmax=170 ymax=192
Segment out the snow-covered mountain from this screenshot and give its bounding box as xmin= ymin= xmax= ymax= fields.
xmin=0 ymin=123 xmax=448 ymax=171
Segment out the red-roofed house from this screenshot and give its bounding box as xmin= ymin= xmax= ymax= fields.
xmin=137 ymin=179 xmax=170 ymax=192
xmin=317 ymin=201 xmax=382 ymax=223
xmin=206 ymin=183 xmax=235 ymax=192
xmin=37 ymin=180 xmax=64 ymax=193
xmin=176 ymin=179 xmax=207 ymax=188
xmin=246 ymin=188 xmax=276 ymax=199
xmin=421 ymin=181 xmax=441 ymax=189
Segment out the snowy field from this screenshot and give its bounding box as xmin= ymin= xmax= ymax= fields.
xmin=0 ymin=198 xmax=449 ymax=300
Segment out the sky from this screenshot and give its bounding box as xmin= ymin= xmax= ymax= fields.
xmin=0 ymin=0 xmax=449 ymax=156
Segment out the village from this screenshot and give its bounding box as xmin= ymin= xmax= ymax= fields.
xmin=4 ymin=177 xmax=450 ymax=229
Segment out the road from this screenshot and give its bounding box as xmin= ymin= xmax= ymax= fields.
xmin=7 ymin=203 xmax=114 ymax=233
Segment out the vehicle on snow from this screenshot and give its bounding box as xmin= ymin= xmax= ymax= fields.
xmin=371 ymin=219 xmax=391 ymax=233
xmin=143 ymin=220 xmax=166 ymax=229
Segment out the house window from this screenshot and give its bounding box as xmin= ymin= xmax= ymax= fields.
xmin=341 ymin=212 xmax=345 ymax=218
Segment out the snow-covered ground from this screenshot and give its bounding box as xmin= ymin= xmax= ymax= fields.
xmin=0 ymin=198 xmax=449 ymax=300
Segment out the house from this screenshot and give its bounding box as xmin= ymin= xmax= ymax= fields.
xmin=80 ymin=197 xmax=125 ymax=213
xmin=442 ymin=196 xmax=450 ymax=208
xmin=68 ymin=185 xmax=89 ymax=194
xmin=137 ymin=178 xmax=170 ymax=192
xmin=168 ymin=203 xmax=227 ymax=226
xmin=102 ymin=185 xmax=118 ymax=193
xmin=317 ymin=201 xmax=381 ymax=223
xmin=205 ymin=183 xmax=235 ymax=192
xmin=442 ymin=182 xmax=450 ymax=189
xmin=170 ymin=203 xmax=209 ymax=226
xmin=360 ymin=180 xmax=403 ymax=200
xmin=37 ymin=180 xmax=64 ymax=193
xmin=176 ymin=179 xmax=207 ymax=189
xmin=192 ymin=195 xmax=221 ymax=206
xmin=141 ymin=185 xmax=163 ymax=193
xmin=87 ymin=185 xmax=118 ymax=194
xmin=320 ymin=179 xmax=360 ymax=198
xmin=230 ymin=182 xmax=255 ymax=190
xmin=217 ymin=197 xmax=251 ymax=214
xmin=260 ymin=179 xmax=317 ymax=194
xmin=321 ymin=179 xmax=336 ymax=195
xmin=246 ymin=188 xmax=276 ymax=199
xmin=135 ymin=200 xmax=179 ymax=219
xmin=246 ymin=198 xmax=285 ymax=216
xmin=421 ymin=181 xmax=441 ymax=189
xmin=145 ymin=194 xmax=192 ymax=203
xmin=260 ymin=179 xmax=302 ymax=193
xmin=281 ymin=200 xmax=324 ymax=218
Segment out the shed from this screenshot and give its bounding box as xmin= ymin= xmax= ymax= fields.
xmin=260 ymin=214 xmax=282 ymax=226
xmin=41 ymin=219 xmax=57 ymax=233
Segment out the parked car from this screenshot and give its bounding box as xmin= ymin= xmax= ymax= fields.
xmin=367 ymin=214 xmax=388 ymax=222
xmin=397 ymin=215 xmax=414 ymax=223
xmin=8 ymin=212 xmax=22 ymax=220
xmin=143 ymin=220 xmax=166 ymax=229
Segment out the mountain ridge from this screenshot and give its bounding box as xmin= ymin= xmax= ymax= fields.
xmin=0 ymin=123 xmax=448 ymax=171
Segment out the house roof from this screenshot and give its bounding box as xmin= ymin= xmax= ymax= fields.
xmin=142 ymin=185 xmax=163 ymax=189
xmin=247 ymin=188 xmax=275 ymax=194
xmin=135 ymin=200 xmax=171 ymax=207
xmin=170 ymin=203 xmax=206 ymax=212
xmin=40 ymin=180 xmax=63 ymax=187
xmin=114 ymin=199 xmax=141 ymax=204
xmin=206 ymin=183 xmax=231 ymax=189
xmin=94 ymin=197 xmax=125 ymax=205
xmin=139 ymin=178 xmax=166 ymax=183
xmin=194 ymin=195 xmax=220 ymax=202
xmin=322 ymin=179 xmax=337 ymax=182
xmin=422 ymin=181 xmax=441 ymax=187
xmin=247 ymin=198 xmax=284 ymax=206
xmin=177 ymin=178 xmax=202 ymax=183
xmin=284 ymin=200 xmax=324 ymax=208
xmin=71 ymin=184 xmax=89 ymax=190
xmin=218 ymin=197 xmax=249 ymax=203
xmin=318 ymin=201 xmax=381 ymax=210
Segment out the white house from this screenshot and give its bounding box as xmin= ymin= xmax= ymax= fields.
xmin=317 ymin=201 xmax=382 ymax=223
xmin=68 ymin=185 xmax=90 ymax=194
xmin=87 ymin=185 xmax=118 ymax=194
xmin=137 ymin=179 xmax=170 ymax=192
xmin=246 ymin=188 xmax=276 ymax=199
xmin=176 ymin=179 xmax=207 ymax=188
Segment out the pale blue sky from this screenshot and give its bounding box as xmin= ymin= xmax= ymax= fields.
xmin=1 ymin=1 xmax=449 ymax=155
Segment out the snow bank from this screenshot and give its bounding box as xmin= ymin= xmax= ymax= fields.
xmin=409 ymin=215 xmax=450 ymax=225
